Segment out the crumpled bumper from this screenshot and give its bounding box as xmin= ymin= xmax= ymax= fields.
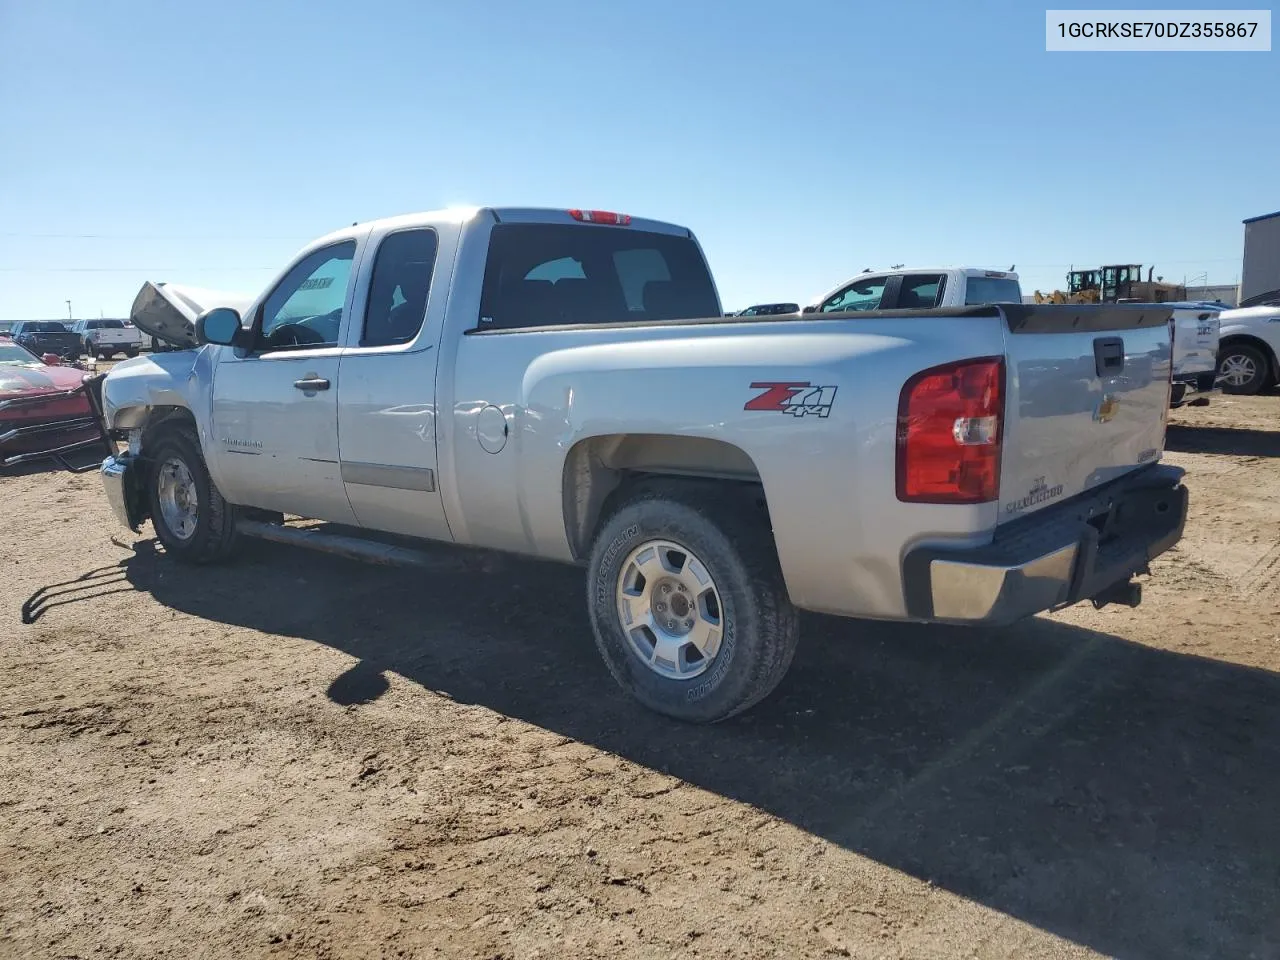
xmin=102 ymin=453 xmax=147 ymax=532
xmin=902 ymin=464 xmax=1188 ymax=626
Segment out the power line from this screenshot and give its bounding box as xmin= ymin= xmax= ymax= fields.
xmin=0 ymin=232 xmax=313 ymax=240
xmin=0 ymin=266 xmax=278 ymax=273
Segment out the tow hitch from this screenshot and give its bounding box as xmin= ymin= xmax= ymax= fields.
xmin=1090 ymin=578 xmax=1143 ymax=611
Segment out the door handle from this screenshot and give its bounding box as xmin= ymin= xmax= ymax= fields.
xmin=1093 ymin=337 xmax=1124 ymax=377
xmin=293 ymin=377 xmax=330 ymax=391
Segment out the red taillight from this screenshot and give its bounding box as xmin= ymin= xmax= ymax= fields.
xmin=568 ymin=209 xmax=631 ymax=225
xmin=896 ymin=357 xmax=1004 ymax=504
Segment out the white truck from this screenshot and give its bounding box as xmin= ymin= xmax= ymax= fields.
xmin=1162 ymin=303 xmax=1222 ymax=407
xmin=1213 ymin=304 xmax=1280 ymax=395
xmin=97 ymin=207 xmax=1187 ymax=723
xmin=804 ymin=267 xmax=1023 ymax=313
xmin=69 ymin=318 xmax=144 ymax=359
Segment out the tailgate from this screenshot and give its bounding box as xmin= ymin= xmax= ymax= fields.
xmin=997 ymin=304 xmax=1173 ymax=524
xmin=1170 ymin=307 xmax=1220 ymax=376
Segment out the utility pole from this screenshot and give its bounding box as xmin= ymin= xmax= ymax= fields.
xmin=66 ymin=300 xmax=72 ymax=321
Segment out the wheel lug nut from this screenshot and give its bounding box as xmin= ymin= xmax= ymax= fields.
xmin=661 ymin=584 xmax=671 ymax=594
xmin=667 ymin=620 xmax=676 ymax=630
xmin=656 ymin=602 xmax=666 ymax=611
xmin=684 ymin=619 xmax=694 ymax=628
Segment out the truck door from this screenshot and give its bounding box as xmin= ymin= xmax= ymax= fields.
xmin=209 ymin=240 xmax=359 ymax=523
xmin=336 ymin=226 xmax=453 ymax=542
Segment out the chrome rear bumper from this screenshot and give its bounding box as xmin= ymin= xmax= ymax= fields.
xmin=903 ymin=464 xmax=1188 ymax=626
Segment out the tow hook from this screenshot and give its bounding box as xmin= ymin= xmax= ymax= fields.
xmin=1091 ymin=579 xmax=1142 ymax=611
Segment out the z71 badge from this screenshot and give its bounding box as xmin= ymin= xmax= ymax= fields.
xmin=744 ymin=381 xmax=838 ymax=418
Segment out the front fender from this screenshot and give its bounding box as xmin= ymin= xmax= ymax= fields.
xmin=100 ymin=347 xmax=228 ymax=497
xmin=101 ymin=347 xmax=214 ymax=431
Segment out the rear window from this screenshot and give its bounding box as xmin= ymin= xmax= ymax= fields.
xmin=477 ymin=224 xmax=719 ymax=330
xmin=93 ymin=319 xmax=125 ymax=329
xmin=25 ymin=321 xmax=69 ymax=333
xmin=964 ymin=277 xmax=1022 ymax=304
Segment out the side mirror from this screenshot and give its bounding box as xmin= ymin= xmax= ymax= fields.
xmin=802 ymin=305 xmax=819 ymax=314
xmin=41 ymin=352 xmax=62 ymax=366
xmin=196 ymin=307 xmax=247 ymax=347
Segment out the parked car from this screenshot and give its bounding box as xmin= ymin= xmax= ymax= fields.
xmin=70 ymin=318 xmax=143 ymax=359
xmin=1214 ymin=304 xmax=1280 ymax=394
xmin=9 ymin=321 xmax=82 ymax=360
xmin=805 ymin=267 xmax=1022 ymax=313
xmin=98 ymin=207 xmax=1186 ymax=723
xmin=0 ymin=336 xmax=98 ymax=458
xmin=735 ymin=302 xmax=800 ymax=317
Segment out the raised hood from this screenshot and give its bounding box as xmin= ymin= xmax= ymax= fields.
xmin=130 ymin=282 xmax=255 ymax=349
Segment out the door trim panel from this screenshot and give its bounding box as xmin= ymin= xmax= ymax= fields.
xmin=341 ymin=461 xmax=436 ymax=492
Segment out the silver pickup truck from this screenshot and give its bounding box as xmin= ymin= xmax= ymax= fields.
xmin=98 ymin=207 xmax=1188 ymax=722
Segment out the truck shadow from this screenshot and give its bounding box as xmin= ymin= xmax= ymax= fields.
xmin=112 ymin=535 xmax=1279 ymax=960
xmin=1165 ymin=423 xmax=1280 ymax=458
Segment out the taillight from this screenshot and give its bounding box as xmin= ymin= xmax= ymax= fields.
xmin=568 ymin=209 xmax=631 ymax=225
xmin=896 ymin=357 xmax=1004 ymax=504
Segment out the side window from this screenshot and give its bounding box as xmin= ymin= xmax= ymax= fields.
xmin=257 ymin=241 xmax=356 ymax=351
xmin=895 ymin=274 xmax=945 ymax=309
xmin=361 ymin=229 xmax=438 ymax=347
xmin=821 ymin=277 xmax=887 ymax=312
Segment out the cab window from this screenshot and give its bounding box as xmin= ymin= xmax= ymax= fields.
xmin=257 ymin=241 xmax=356 ymax=351
xmin=821 ymin=277 xmax=887 ymax=312
xmin=361 ymin=230 xmax=438 ymax=347
xmin=478 ymin=224 xmax=719 ymax=329
xmin=895 ymin=274 xmax=945 ymax=309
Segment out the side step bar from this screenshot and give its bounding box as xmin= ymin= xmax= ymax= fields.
xmin=235 ymin=520 xmax=505 ymax=573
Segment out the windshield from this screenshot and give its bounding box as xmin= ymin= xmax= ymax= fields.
xmin=964 ymin=277 xmax=1023 ymax=304
xmin=0 ymin=341 xmax=39 ymax=364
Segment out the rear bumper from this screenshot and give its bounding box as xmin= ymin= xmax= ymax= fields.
xmin=902 ymin=464 xmax=1188 ymax=626
xmin=102 ymin=453 xmax=147 ymax=532
xmin=1170 ymin=370 xmax=1217 ymax=406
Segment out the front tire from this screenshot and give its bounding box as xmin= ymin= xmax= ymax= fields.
xmin=1218 ymin=343 xmax=1271 ymax=395
xmin=586 ymin=482 xmax=799 ymax=723
xmin=146 ymin=427 xmax=240 ymax=564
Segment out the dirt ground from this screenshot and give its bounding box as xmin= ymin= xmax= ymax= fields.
xmin=3 ymin=394 xmax=1279 ymax=960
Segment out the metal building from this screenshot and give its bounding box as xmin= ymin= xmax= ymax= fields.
xmin=1241 ymin=210 xmax=1280 ymax=306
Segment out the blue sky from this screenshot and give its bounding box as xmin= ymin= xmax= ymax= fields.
xmin=0 ymin=0 xmax=1274 ymax=320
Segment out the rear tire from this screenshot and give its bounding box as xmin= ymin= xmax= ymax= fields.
xmin=126 ymin=347 xmax=140 ymax=358
xmin=586 ymin=482 xmax=799 ymax=723
xmin=146 ymin=427 xmax=240 ymax=564
xmin=1218 ymin=343 xmax=1271 ymax=395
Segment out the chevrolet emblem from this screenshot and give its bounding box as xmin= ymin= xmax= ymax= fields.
xmin=1095 ymin=394 xmax=1120 ymax=423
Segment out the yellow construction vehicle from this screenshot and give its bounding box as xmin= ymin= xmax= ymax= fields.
xmin=1034 ymin=265 xmax=1186 ymax=304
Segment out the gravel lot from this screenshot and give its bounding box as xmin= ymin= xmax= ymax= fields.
xmin=2 ymin=394 xmax=1279 ymax=960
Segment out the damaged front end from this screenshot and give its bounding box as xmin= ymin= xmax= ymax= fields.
xmin=101 ymin=447 xmax=148 ymax=532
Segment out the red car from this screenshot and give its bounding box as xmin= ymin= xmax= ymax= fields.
xmin=0 ymin=335 xmax=100 ymax=459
